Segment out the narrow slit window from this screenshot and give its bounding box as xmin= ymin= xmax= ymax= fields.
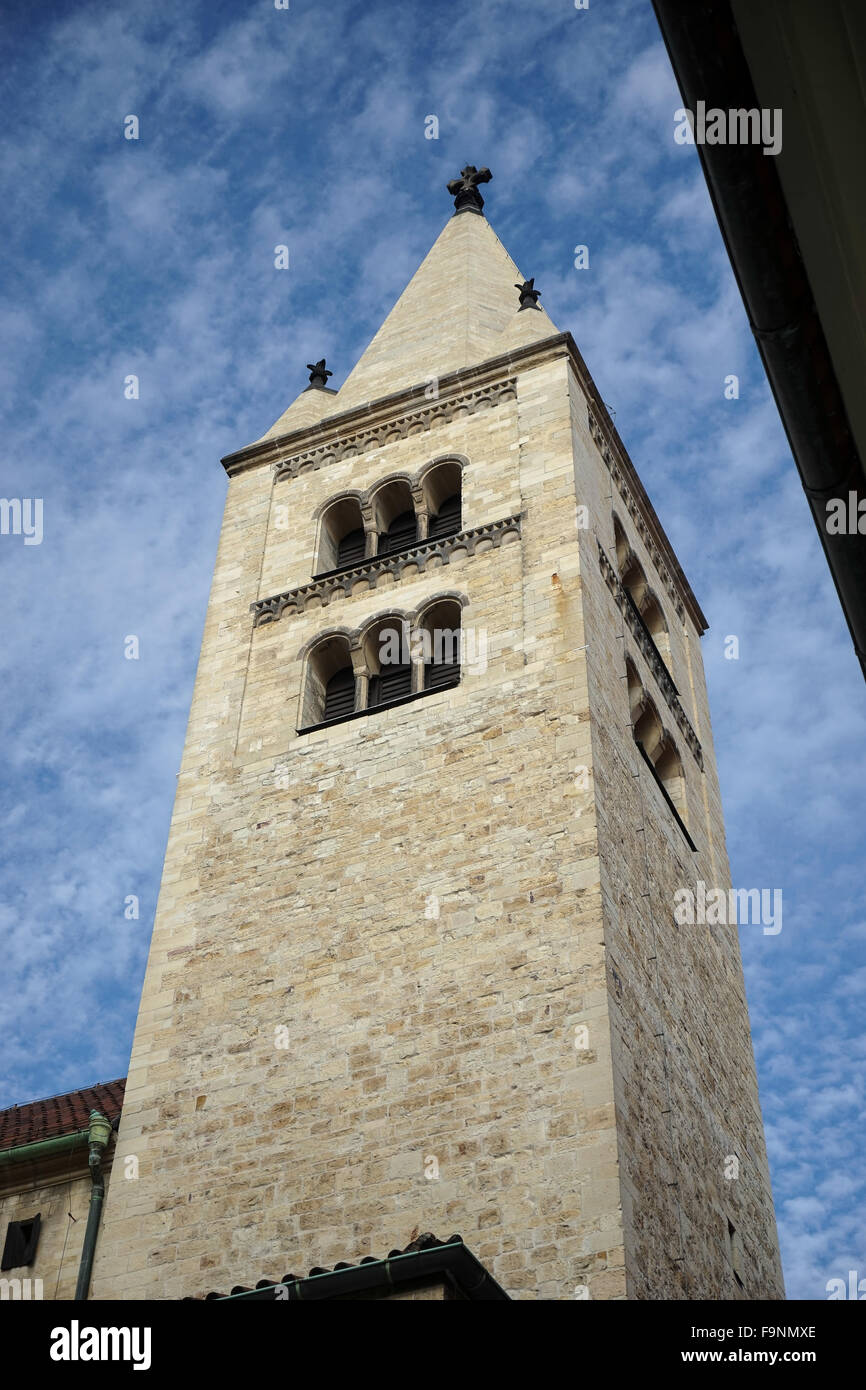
xmin=727 ymin=1220 xmax=745 ymax=1289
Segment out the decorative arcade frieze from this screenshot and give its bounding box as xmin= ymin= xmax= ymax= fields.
xmin=588 ymin=407 xmax=687 ymax=625
xmin=272 ymin=379 xmax=518 ymax=484
xmin=252 ymin=515 xmax=522 ymax=627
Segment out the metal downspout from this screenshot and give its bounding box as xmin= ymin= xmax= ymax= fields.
xmin=74 ymin=1110 xmax=113 ymax=1301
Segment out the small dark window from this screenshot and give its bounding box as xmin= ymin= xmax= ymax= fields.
xmin=727 ymin=1220 xmax=745 ymax=1288
xmin=322 ymin=666 xmax=356 ymax=722
xmin=379 ymin=509 xmax=417 ymax=556
xmin=2 ymin=1215 xmax=41 ymax=1271
xmin=368 ymin=663 xmax=412 ymax=707
xmin=336 ymin=527 xmax=366 ymax=568
xmin=428 ymin=493 xmax=461 ymax=541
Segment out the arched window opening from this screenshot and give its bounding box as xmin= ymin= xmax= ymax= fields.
xmin=372 ymin=481 xmax=417 ymax=556
xmin=641 ymin=592 xmax=671 ymax=665
xmin=419 ymin=599 xmax=462 ymax=692
xmin=364 ymin=616 xmax=413 ymax=708
xmin=622 ymin=555 xmax=648 ymax=611
xmin=625 ymin=660 xmax=644 ymax=722
xmin=613 ymin=516 xmax=630 ymax=576
xmin=297 ymin=595 xmax=469 ymax=735
xmin=303 ymin=635 xmax=356 ymax=726
xmin=627 ymin=667 xmax=691 ymax=836
xmin=316 ymin=497 xmax=366 ymax=575
xmin=654 ymin=740 xmax=687 ymax=821
xmin=634 ymin=699 xmax=664 ymax=763
xmin=423 ymin=461 xmax=463 ymax=541
xmin=620 ymin=546 xmax=672 ymax=675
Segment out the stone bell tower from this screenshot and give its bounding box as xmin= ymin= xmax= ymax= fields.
xmin=93 ymin=169 xmax=783 ymax=1300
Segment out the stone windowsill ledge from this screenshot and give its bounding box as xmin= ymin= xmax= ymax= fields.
xmin=298 ymin=675 xmax=461 ymax=735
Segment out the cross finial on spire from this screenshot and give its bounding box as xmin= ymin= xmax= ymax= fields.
xmin=306 ymin=358 xmax=333 ymax=389
xmin=447 ymin=165 xmax=492 ymax=216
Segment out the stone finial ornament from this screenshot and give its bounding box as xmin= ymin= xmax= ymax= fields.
xmin=515 ymin=278 xmax=542 ymax=311
xmin=306 ymin=359 xmax=333 ymax=389
xmin=447 ymin=165 xmax=492 ymax=215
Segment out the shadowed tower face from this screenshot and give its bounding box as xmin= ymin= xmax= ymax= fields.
xmin=93 ymin=174 xmax=784 ymax=1301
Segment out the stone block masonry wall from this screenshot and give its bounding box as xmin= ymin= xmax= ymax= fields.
xmin=92 ymin=352 xmax=627 ymax=1301
xmin=91 ymin=325 xmax=782 ymax=1300
xmin=570 ymin=376 xmax=784 ymax=1299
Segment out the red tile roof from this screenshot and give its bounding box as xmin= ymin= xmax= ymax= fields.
xmin=0 ymin=1078 xmax=126 ymax=1151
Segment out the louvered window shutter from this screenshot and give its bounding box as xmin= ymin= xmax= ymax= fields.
xmin=428 ymin=494 xmax=461 ymax=540
xmin=322 ymin=667 xmax=356 ymax=722
xmin=425 ymin=659 xmax=460 ymax=691
xmin=425 ymin=626 xmax=461 ymax=691
xmin=379 ymin=510 xmax=417 ymax=556
xmin=336 ymin=527 xmax=366 ymax=568
xmin=368 ymin=663 xmax=412 ymax=707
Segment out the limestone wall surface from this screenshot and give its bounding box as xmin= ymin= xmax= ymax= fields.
xmin=92 ymin=333 xmax=781 ymax=1301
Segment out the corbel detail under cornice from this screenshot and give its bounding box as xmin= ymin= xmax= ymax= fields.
xmin=221 ymin=334 xmax=574 ymax=479
xmin=589 ymin=408 xmax=688 ymax=626
xmin=598 ymin=540 xmax=703 ymax=769
xmin=272 ymin=379 xmax=518 ymax=484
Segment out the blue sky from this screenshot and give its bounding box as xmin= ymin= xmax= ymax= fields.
xmin=0 ymin=0 xmax=863 ymax=1301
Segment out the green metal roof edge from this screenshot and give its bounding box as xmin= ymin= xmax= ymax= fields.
xmin=211 ymin=1237 xmax=510 ymax=1302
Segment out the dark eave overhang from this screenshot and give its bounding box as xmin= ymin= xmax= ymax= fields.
xmin=201 ymin=1235 xmax=511 ymax=1301
xmin=652 ymin=0 xmax=866 ymax=681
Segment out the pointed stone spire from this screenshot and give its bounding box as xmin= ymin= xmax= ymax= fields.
xmin=256 ymin=180 xmax=559 ymax=438
xmin=331 ymin=211 xmax=559 ymax=412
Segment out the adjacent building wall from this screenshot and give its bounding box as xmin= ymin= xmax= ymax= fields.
xmin=0 ymin=1157 xmax=116 ymax=1301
